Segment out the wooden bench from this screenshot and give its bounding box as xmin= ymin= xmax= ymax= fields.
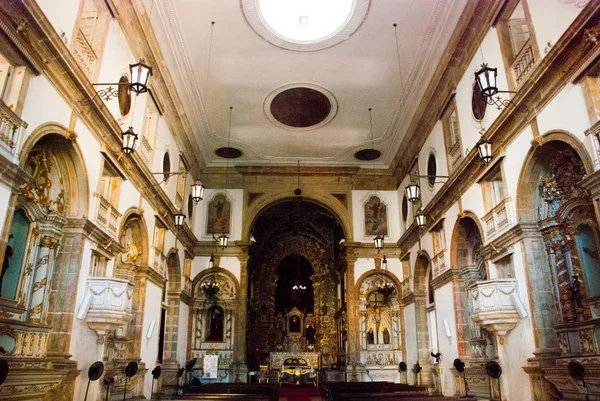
xmin=186 ymin=383 xmax=278 ymax=401
xmin=181 ymin=394 xmax=275 ymax=401
xmin=325 ymin=382 xmax=428 ymax=401
xmin=341 ymin=394 xmax=461 ymax=401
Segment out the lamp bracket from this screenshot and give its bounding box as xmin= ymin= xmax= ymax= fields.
xmin=151 ymin=170 xmax=186 ymax=185
xmin=485 ymin=95 xmax=529 ymax=112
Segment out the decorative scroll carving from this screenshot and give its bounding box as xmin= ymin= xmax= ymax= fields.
xmin=21 ymin=151 xmax=65 ymax=215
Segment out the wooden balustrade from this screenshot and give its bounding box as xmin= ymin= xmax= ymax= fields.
xmin=511 ymin=40 xmax=535 ymax=86
xmin=0 ymin=99 xmax=27 ymax=159
xmin=91 ymin=193 xmax=121 ymax=238
xmin=482 ymin=198 xmax=512 ymax=242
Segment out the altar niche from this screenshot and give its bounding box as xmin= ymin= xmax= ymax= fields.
xmin=358 ymin=272 xmax=403 ymax=378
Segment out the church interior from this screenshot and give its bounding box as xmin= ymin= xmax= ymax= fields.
xmin=0 ymin=0 xmax=599 ymax=400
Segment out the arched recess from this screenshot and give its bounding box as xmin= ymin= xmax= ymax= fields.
xmin=412 ymin=253 xmax=434 ymax=388
xmin=189 ymin=267 xmax=239 ymax=367
xmin=449 ymin=214 xmax=490 ymax=361
xmin=355 ymin=269 xmax=404 ymax=368
xmin=163 ymin=250 xmax=181 ymax=362
xmin=6 ymin=127 xmax=91 ymax=354
xmin=515 ymin=135 xmax=597 ymax=356
xmin=516 ymin=131 xmax=593 ymax=222
xmin=116 ymin=208 xmax=150 ymax=359
xmin=19 ymin=123 xmax=89 ymax=218
xmin=243 ymin=191 xmax=352 ymax=242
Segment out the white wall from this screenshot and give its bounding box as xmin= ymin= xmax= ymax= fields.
xmin=433 ymin=283 xmax=457 ymax=396
xmin=140 ymin=281 xmax=163 ymax=398
xmin=403 ymin=303 xmax=417 ymax=385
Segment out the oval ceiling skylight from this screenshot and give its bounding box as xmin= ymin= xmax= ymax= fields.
xmin=242 ymin=0 xmax=370 ymax=51
xmin=258 ymin=0 xmax=353 ymax=42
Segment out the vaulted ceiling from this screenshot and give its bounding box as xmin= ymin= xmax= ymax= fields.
xmin=148 ymin=0 xmax=469 ymax=168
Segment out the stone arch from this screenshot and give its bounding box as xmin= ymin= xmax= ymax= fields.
xmin=243 ymin=191 xmax=352 ymax=242
xmin=413 ymin=251 xmax=431 ymax=295
xmin=20 ymin=122 xmax=89 ymax=218
xmin=356 ymin=270 xmax=403 ymax=356
xmin=117 ymin=207 xmax=149 ymax=267
xmin=166 ymin=248 xmax=181 ymax=292
xmin=516 ymin=131 xmax=593 ymax=222
xmin=192 ymin=266 xmax=240 ymax=298
xmin=450 ymin=211 xmax=485 ymax=275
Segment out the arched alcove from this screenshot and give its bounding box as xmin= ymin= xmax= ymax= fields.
xmin=247 ymin=199 xmax=345 ymax=367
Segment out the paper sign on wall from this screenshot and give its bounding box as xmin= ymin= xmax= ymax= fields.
xmin=203 ymin=354 xmax=219 ymax=379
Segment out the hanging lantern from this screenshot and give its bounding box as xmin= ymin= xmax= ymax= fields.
xmin=475 ymin=63 xmax=498 ymax=98
xmin=174 ymin=210 xmax=185 ymax=230
xmin=374 ymin=235 xmax=384 ymax=251
xmin=415 ymin=209 xmax=426 ymax=229
xmin=129 ymin=60 xmax=152 ymax=94
xmin=405 ymin=183 xmax=421 ymax=203
xmin=191 ymin=181 xmax=205 ymax=203
xmin=477 ymin=139 xmax=493 ymax=164
xmin=382 ymin=256 xmax=388 ymax=270
xmin=121 ymin=126 xmax=138 ymax=155
xmin=218 ymin=233 xmax=229 ymax=249
xmin=208 ymin=254 xmax=214 ymax=269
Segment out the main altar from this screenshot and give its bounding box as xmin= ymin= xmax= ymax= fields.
xmin=270 ymin=353 xmax=320 ymax=386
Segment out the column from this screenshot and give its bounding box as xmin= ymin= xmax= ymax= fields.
xmin=28 ymin=234 xmax=60 ymax=323
xmin=234 ymin=251 xmax=249 ymax=382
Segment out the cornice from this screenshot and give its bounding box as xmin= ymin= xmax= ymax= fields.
xmin=402 ymin=292 xmax=415 ymax=306
xmin=139 ymin=264 xmax=167 ymax=287
xmin=0 ymin=151 xmax=31 ymax=190
xmin=0 ymin=0 xmax=199 ymax=251
xmin=430 ymin=268 xmax=461 ymax=290
xmin=580 ymin=169 xmax=600 ymax=197
xmin=396 ymin=2 xmax=600 ymax=253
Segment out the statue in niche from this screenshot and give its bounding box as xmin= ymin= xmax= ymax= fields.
xmin=570 ymin=274 xmax=584 ymax=309
xmin=367 ymin=329 xmax=374 ymax=345
xmin=289 ymin=316 xmax=301 ymax=333
xmin=206 ymin=306 xmax=224 ymax=342
xmin=207 ymin=194 xmax=231 ymax=234
xmin=382 ymin=328 xmax=390 ymax=344
xmin=0 ymin=244 xmax=14 ymax=296
xmin=305 ymin=324 xmax=316 ymax=345
xmin=364 ymin=196 xmax=388 ymax=236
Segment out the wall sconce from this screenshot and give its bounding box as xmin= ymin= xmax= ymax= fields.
xmin=191 ymin=181 xmax=205 ymax=203
xmin=477 ymin=138 xmax=493 ymax=164
xmin=174 ymin=210 xmax=185 ymax=230
xmin=415 ymin=209 xmax=426 ymax=229
xmin=474 ymin=63 xmax=528 ymax=112
xmin=85 ymin=60 xmax=153 ymax=104
xmin=218 ymin=233 xmax=229 ymax=249
xmin=404 ymin=174 xmax=449 ymax=204
xmin=374 ymin=235 xmax=384 ymax=251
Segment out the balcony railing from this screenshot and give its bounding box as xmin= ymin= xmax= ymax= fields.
xmin=0 ymin=100 xmax=27 ymax=159
xmin=84 ymin=277 xmax=134 ymax=339
xmin=139 ymin=135 xmax=153 ymax=167
xmin=152 ymin=246 xmax=167 ymax=275
xmin=482 ymin=198 xmax=512 ymax=242
xmin=91 ymin=193 xmax=122 ymax=238
xmin=73 ymin=29 xmax=98 ymax=78
xmin=448 ymin=141 xmax=462 ymax=169
xmin=511 ymin=40 xmax=535 ymax=86
xmin=432 ymin=250 xmax=448 ymax=278
xmin=469 ymin=278 xmax=522 ymax=342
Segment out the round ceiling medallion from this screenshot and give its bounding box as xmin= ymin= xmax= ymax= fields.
xmin=215 ymin=147 xmax=243 ymax=159
xmin=242 ymin=0 xmax=370 ymax=52
xmin=354 ymin=149 xmax=381 ymax=161
xmin=264 ymin=83 xmax=338 ymax=131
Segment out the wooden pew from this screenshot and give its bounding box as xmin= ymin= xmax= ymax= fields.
xmin=186 ymin=383 xmax=279 ymax=401
xmin=342 ymin=395 xmax=460 ymax=401
xmin=181 ymin=394 xmax=274 ymax=401
xmin=325 ymin=382 xmax=429 ymax=401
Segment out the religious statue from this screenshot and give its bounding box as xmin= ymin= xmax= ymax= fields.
xmin=570 ymin=274 xmax=584 ymax=309
xmin=289 ymin=316 xmax=301 ymax=333
xmin=367 ymin=329 xmax=374 ymax=345
xmin=0 ymin=245 xmax=14 ymax=296
xmin=305 ymin=324 xmax=316 ymax=345
xmin=206 ymin=306 xmax=224 ymax=341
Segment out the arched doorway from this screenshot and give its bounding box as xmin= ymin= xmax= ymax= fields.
xmin=247 ymin=199 xmax=345 ymax=368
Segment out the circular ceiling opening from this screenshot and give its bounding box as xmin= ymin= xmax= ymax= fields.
xmin=242 ymin=0 xmax=370 ymax=51
xmin=354 ymin=149 xmax=381 ymax=161
xmin=215 ymin=147 xmax=243 ymax=159
xmin=258 ymin=0 xmax=353 ymax=42
xmin=264 ymin=83 xmax=338 ymax=131
xmin=271 ymin=87 xmax=331 ymax=128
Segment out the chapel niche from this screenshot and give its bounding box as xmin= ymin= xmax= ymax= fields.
xmin=247 ymin=200 xmax=345 ymax=368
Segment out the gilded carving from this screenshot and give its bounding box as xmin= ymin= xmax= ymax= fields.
xmin=21 ymin=151 xmax=65 ymax=214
